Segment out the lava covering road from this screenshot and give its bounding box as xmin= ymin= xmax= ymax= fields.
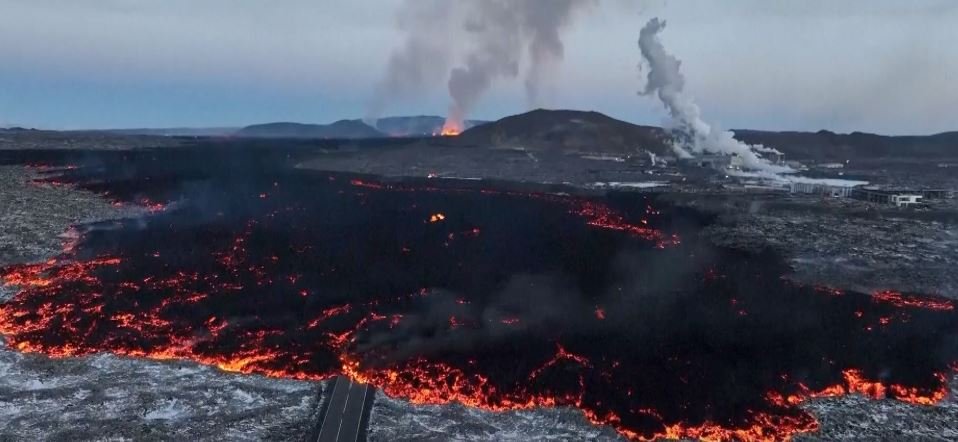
xmin=2 ymin=147 xmax=957 ymax=441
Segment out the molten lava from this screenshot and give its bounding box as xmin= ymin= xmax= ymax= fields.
xmin=1 ymin=152 xmax=957 ymax=442
xmin=872 ymin=289 xmax=954 ymax=311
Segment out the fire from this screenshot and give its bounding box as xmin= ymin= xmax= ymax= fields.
xmin=439 ymin=118 xmax=462 ymax=136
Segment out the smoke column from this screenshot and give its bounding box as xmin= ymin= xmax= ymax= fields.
xmin=365 ymin=0 xmax=457 ymax=123
xmin=369 ymin=0 xmax=593 ymax=133
xmin=443 ymin=1 xmax=524 ymax=134
xmin=637 ymin=18 xmax=791 ymax=173
xmin=521 ymin=0 xmax=596 ymax=110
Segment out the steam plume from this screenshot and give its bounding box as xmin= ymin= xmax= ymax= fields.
xmin=369 ymin=0 xmax=593 ymax=129
xmin=637 ymin=18 xmax=791 ymax=173
xmin=366 ymin=0 xmax=456 ymax=122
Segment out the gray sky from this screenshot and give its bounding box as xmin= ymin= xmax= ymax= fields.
xmin=1 ymin=0 xmax=955 ymax=134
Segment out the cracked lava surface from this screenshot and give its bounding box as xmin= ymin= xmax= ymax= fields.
xmin=1 ymin=148 xmax=957 ymax=441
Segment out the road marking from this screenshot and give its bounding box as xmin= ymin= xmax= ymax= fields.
xmin=316 ymin=377 xmax=373 ymax=442
xmin=348 ymin=384 xmax=369 ymax=442
xmin=334 ymin=382 xmax=353 ymax=441
xmin=318 ymin=378 xmax=344 ymax=436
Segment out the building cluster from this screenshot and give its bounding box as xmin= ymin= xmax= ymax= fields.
xmin=789 ymin=182 xmax=953 ymax=208
xmin=850 ymin=187 xmax=952 ymax=207
xmin=788 ymin=181 xmax=857 ymax=198
xmin=668 ymin=150 xmax=954 ymax=209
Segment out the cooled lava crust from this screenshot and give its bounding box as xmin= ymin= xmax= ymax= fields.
xmin=2 ymin=147 xmax=957 ymax=441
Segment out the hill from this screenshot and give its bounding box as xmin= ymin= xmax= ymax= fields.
xmin=236 ymin=120 xmax=384 ymax=139
xmin=451 ymin=109 xmax=958 ymax=160
xmin=453 ymin=109 xmax=670 ymax=155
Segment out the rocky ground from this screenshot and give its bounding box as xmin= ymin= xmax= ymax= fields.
xmin=0 ymin=352 xmax=318 ymax=441
xmin=798 ymin=383 xmax=958 ymax=441
xmin=297 ymin=143 xmax=674 ymax=187
xmin=0 ymin=129 xmax=181 ymax=151
xmin=0 ymin=166 xmax=319 ymax=441
xmin=677 ymin=194 xmax=958 ymax=298
xmin=368 ymin=395 xmax=618 ymax=441
xmin=4 ymin=151 xmax=958 ymax=440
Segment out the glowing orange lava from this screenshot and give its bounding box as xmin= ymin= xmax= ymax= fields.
xmin=2 ymin=174 xmax=956 ymax=442
xmin=872 ymin=290 xmax=954 ymax=311
xmin=439 ymin=118 xmax=462 ymax=136
xmin=1 ymin=230 xmax=954 ymax=442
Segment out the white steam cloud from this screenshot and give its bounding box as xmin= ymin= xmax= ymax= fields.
xmin=369 ymin=0 xmax=594 ymax=128
xmin=637 ymin=18 xmax=791 ymax=174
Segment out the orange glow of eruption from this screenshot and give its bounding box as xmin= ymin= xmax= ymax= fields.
xmin=428 ymin=213 xmax=446 ymax=223
xmin=439 ymin=118 xmax=462 ymax=136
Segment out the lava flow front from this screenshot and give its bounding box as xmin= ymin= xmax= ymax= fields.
xmin=1 ymin=150 xmax=957 ymax=441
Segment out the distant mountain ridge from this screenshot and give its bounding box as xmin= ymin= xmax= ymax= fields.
xmin=14 ymin=110 xmax=955 ymax=161
xmin=454 ymin=109 xmax=671 ymax=155
xmin=234 ymin=116 xmax=488 ymax=139
xmin=733 ymin=129 xmax=958 ymax=160
xmin=103 ymin=127 xmax=239 ymax=137
xmin=235 ymin=120 xmax=384 ymax=139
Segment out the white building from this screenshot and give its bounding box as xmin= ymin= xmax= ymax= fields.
xmin=789 ymin=181 xmax=862 ymax=198
xmin=890 ymin=194 xmax=923 ymax=207
xmin=852 ymin=187 xmax=925 ymax=207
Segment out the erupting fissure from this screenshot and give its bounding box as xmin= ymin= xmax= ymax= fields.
xmin=439 ymin=117 xmax=463 ymax=136
xmin=2 ymin=160 xmax=957 ymax=441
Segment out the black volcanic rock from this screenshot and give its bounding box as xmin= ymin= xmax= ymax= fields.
xmin=236 ymin=120 xmax=384 ymax=139
xmin=454 ymin=109 xmax=670 ymax=155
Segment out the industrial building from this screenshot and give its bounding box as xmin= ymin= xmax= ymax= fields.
xmin=789 ymin=181 xmax=859 ymax=198
xmin=921 ymin=189 xmax=954 ymax=200
xmin=852 ymin=187 xmax=925 ymax=207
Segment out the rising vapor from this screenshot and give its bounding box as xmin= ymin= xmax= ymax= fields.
xmin=369 ymin=0 xmax=594 ymax=132
xmin=637 ymin=18 xmax=791 ymax=173
xmin=366 ymin=0 xmax=457 ymax=122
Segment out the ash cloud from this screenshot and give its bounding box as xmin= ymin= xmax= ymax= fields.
xmin=368 ymin=0 xmax=594 ymax=125
xmin=637 ymin=18 xmax=791 ymax=174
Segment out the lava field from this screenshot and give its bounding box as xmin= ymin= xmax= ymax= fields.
xmin=1 ymin=147 xmax=957 ymax=441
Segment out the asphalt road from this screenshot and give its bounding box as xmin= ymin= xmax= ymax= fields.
xmin=316 ymin=376 xmax=374 ymax=442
